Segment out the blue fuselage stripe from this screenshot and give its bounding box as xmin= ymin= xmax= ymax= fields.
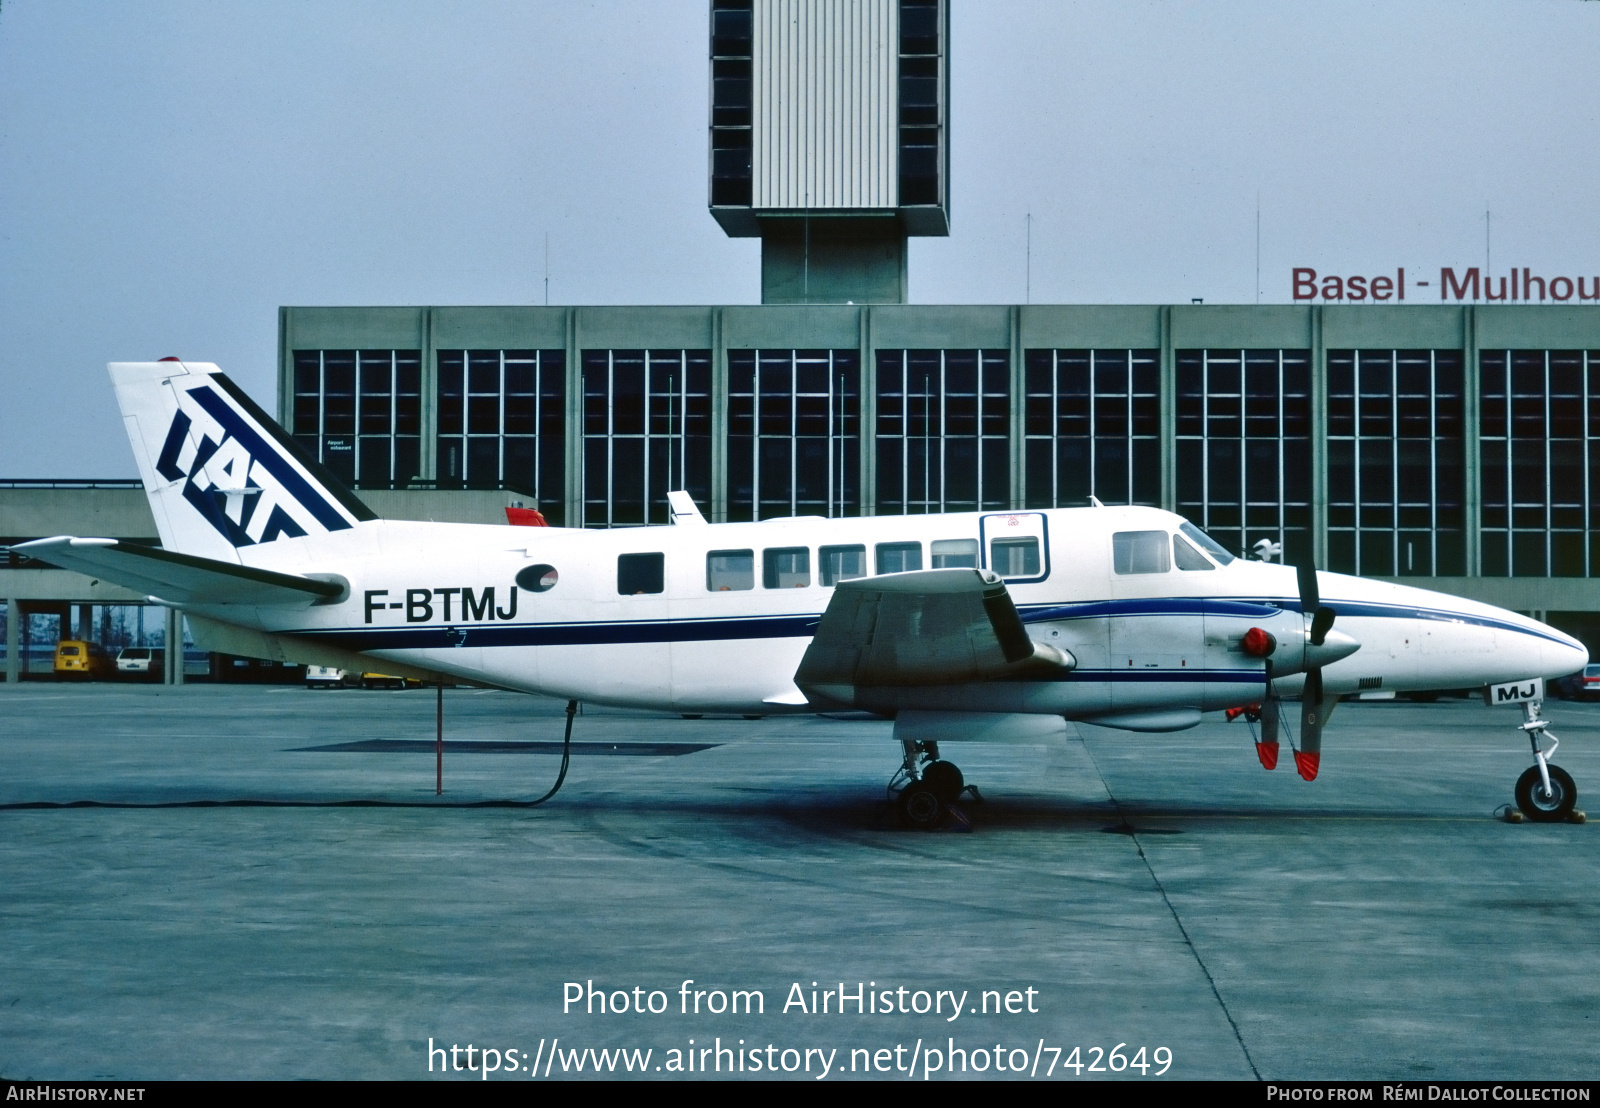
xmin=285 ymin=593 xmax=1567 ymax=658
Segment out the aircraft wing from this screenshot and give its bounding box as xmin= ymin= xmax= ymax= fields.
xmin=11 ymin=537 xmax=344 ymax=607
xmin=795 ymin=568 xmax=1072 ymax=706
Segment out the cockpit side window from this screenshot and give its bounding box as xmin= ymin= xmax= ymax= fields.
xmin=1113 ymin=530 xmax=1171 ymax=574
xmin=1180 ymin=521 xmax=1235 ymax=565
xmin=1172 ymin=533 xmax=1215 ymax=571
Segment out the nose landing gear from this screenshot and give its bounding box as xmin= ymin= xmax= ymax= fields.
xmin=1512 ymin=701 xmax=1580 ymax=823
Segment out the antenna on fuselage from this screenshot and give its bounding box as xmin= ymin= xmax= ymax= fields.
xmin=667 ymin=490 xmax=707 ymax=525
xmin=1089 ymin=495 xmax=1105 ymax=508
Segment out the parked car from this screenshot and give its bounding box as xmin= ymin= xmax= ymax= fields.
xmin=1564 ymin=664 xmax=1600 ymax=701
xmin=54 ymin=640 xmax=113 ymax=679
xmin=115 ymin=647 xmax=165 ymax=680
xmin=305 ymin=666 xmax=349 ymax=689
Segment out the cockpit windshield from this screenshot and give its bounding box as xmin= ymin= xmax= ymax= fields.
xmin=1179 ymin=521 xmax=1235 ymax=565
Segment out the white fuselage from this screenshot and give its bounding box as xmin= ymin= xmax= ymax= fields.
xmin=201 ymin=505 xmax=1587 ymax=718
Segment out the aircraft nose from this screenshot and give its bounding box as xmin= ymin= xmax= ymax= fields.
xmin=1550 ymin=632 xmax=1590 ymax=676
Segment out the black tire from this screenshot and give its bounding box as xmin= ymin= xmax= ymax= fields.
xmin=897 ymin=783 xmax=944 ymax=829
xmin=1515 ymin=764 xmax=1577 ymax=823
xmin=921 ymin=760 xmax=965 ymax=804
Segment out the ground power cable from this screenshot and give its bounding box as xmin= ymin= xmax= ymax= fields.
xmin=0 ymin=699 xmax=580 ymax=812
xmin=1077 ymin=732 xmax=1264 ymax=1082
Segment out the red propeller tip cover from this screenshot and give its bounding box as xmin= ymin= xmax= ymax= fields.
xmin=1294 ymin=750 xmax=1320 ymax=781
xmin=1256 ymin=742 xmax=1279 ymax=770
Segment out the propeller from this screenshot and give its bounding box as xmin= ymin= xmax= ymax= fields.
xmin=1294 ymin=560 xmax=1341 ymax=781
xmin=1238 ymin=557 xmax=1359 ymax=777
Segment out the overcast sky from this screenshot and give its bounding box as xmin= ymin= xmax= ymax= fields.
xmin=2 ymin=0 xmax=1597 ymax=477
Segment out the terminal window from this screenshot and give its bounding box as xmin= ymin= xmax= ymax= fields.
xmin=583 ymin=350 xmax=712 ymax=528
xmin=292 ymin=350 xmax=421 ymax=490
xmin=1479 ymin=349 xmax=1598 ymax=577
xmin=1176 ymin=349 xmax=1312 ymax=565
xmin=436 ymin=350 xmax=565 ymax=523
xmin=877 ymin=350 xmax=1009 ymax=515
xmin=1024 ymin=349 xmax=1159 ymax=510
xmin=727 ymin=349 xmax=859 ymax=522
xmin=1328 ymin=350 xmax=1464 ymax=577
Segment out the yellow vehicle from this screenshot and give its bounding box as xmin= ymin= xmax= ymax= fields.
xmin=54 ymin=641 xmax=113 ymax=680
xmin=359 ymin=672 xmax=409 ymax=690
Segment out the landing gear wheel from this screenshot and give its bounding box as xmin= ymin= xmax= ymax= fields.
xmin=1515 ymin=764 xmax=1577 ymax=823
xmin=921 ymin=761 xmax=964 ymax=805
xmin=897 ymin=783 xmax=944 ymax=829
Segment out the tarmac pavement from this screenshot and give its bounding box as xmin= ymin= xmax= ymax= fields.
xmin=1 ymin=684 xmax=1596 ymax=1081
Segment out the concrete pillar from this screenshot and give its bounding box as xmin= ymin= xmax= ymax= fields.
xmin=1310 ymin=305 xmax=1329 ymax=568
xmin=78 ymin=603 xmax=94 ymax=643
xmin=1158 ymin=305 xmax=1176 ymax=512
xmin=5 ymin=599 xmax=18 ymax=683
xmin=1007 ymin=305 xmax=1025 ymax=510
xmin=710 ymin=308 xmax=729 ymax=523
xmin=163 ymin=607 xmax=184 ymax=686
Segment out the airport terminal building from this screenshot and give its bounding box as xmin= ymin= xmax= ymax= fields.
xmin=6 ymin=0 xmax=1600 ymax=678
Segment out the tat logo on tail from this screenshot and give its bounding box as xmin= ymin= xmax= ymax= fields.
xmin=153 ymin=382 xmax=356 ymax=548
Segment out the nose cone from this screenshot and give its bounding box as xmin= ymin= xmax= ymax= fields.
xmin=1304 ymin=627 xmax=1360 ymax=670
xmin=1542 ymin=623 xmax=1590 ymax=679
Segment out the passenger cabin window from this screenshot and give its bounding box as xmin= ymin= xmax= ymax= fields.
xmin=1172 ymin=533 xmax=1215 ymax=571
xmin=763 ymin=547 xmax=810 ymax=588
xmin=990 ymin=537 xmax=1040 ymax=577
xmin=930 ymin=539 xmax=979 ymax=568
xmin=819 ymin=544 xmax=867 ymax=586
xmin=1113 ymin=530 xmax=1171 ymax=574
xmin=617 ymin=552 xmax=665 ymax=595
xmin=876 ymin=541 xmax=922 ymax=574
xmin=706 ymin=549 xmax=754 ymax=591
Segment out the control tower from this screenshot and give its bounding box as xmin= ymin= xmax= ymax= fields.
xmin=708 ymin=0 xmax=949 ymax=304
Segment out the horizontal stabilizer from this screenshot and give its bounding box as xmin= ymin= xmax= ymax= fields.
xmin=12 ymin=537 xmax=344 ymax=607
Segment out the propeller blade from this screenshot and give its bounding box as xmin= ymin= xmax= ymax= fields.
xmin=1309 ymin=605 xmax=1337 ymax=647
xmin=1257 ymin=679 xmax=1281 ymax=770
xmin=1297 ymin=562 xmax=1321 ymax=611
xmin=1297 ymin=669 xmax=1325 ymax=781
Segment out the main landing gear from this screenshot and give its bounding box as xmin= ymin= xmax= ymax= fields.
xmin=892 ymin=738 xmax=973 ymax=829
xmin=1512 ymin=700 xmax=1580 ymax=823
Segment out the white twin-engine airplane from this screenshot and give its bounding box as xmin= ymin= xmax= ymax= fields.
xmin=20 ymin=361 xmax=1590 ymax=825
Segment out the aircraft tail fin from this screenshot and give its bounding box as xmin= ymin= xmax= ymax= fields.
xmin=111 ymin=360 xmax=377 ymax=563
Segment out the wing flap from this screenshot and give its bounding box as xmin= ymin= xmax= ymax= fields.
xmin=12 ymin=537 xmax=344 ymax=607
xmin=795 ymin=568 xmax=1072 ymax=707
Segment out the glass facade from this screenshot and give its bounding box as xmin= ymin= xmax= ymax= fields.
xmin=280 ymin=322 xmax=1600 ymax=587
xmin=728 ymin=349 xmax=859 ymax=521
xmin=898 ymin=0 xmax=942 ymax=207
xmin=1176 ymin=349 xmax=1313 ymax=565
xmin=875 ymin=349 xmax=1009 ymax=515
xmin=1480 ymin=350 xmax=1598 ymax=577
xmin=708 ymin=0 xmax=752 ymax=207
xmin=436 ymin=350 xmax=565 ymax=520
xmin=582 ymin=350 xmax=712 ymax=527
xmin=1328 ymin=350 xmax=1465 ymax=577
xmin=292 ymin=350 xmax=421 ymax=487
xmin=1024 ymin=349 xmax=1160 ymax=510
